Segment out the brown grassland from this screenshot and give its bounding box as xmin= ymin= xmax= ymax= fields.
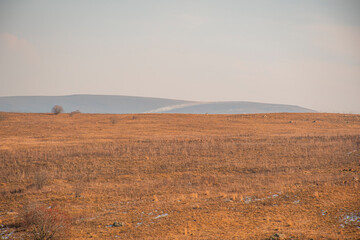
xmin=0 ymin=112 xmax=360 ymax=239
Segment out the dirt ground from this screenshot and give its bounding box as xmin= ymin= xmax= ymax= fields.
xmin=0 ymin=112 xmax=359 ymax=239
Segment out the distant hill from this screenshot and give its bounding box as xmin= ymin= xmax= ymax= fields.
xmin=0 ymin=95 xmax=315 ymax=114
xmin=161 ymin=101 xmax=316 ymax=114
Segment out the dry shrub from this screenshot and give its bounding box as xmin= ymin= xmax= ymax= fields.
xmin=200 ymin=175 xmax=217 ymax=186
xmin=34 ymin=171 xmax=48 ymax=190
xmin=22 ymin=204 xmax=71 ymax=240
xmin=110 ymin=116 xmax=118 ymax=124
xmin=73 ymin=184 xmax=84 ymax=198
xmin=69 ymin=110 xmax=81 ymax=117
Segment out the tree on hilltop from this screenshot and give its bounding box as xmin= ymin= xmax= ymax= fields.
xmin=51 ymin=105 xmax=64 ymax=115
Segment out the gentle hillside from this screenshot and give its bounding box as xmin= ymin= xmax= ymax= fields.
xmin=0 ymin=95 xmax=315 ymax=114
xmin=162 ymin=101 xmax=315 ymax=114
xmin=0 ymin=95 xmax=191 ymax=114
xmin=0 ymin=113 xmax=359 ymax=239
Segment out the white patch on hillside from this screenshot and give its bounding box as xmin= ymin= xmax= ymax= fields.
xmin=145 ymin=102 xmax=206 ymax=113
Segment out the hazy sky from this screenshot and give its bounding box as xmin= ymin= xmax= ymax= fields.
xmin=1 ymin=1 xmax=359 ymax=113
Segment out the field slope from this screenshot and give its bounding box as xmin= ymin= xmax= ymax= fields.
xmin=0 ymin=112 xmax=359 ymax=239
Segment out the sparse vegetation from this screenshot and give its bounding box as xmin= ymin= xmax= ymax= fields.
xmin=0 ymin=112 xmax=359 ymax=239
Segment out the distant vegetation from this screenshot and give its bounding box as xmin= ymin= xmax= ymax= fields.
xmin=69 ymin=110 xmax=81 ymax=117
xmin=51 ymin=105 xmax=64 ymax=115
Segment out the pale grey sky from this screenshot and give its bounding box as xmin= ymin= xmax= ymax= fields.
xmin=0 ymin=0 xmax=359 ymax=113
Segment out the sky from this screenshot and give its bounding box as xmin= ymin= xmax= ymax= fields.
xmin=0 ymin=0 xmax=359 ymax=113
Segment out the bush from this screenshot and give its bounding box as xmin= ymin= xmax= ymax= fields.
xmin=22 ymin=204 xmax=71 ymax=240
xmin=110 ymin=116 xmax=118 ymax=124
xmin=34 ymin=171 xmax=48 ymax=190
xmin=69 ymin=110 xmax=81 ymax=117
xmin=51 ymin=105 xmax=64 ymax=115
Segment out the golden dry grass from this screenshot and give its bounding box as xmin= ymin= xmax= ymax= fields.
xmin=0 ymin=112 xmax=360 ymax=239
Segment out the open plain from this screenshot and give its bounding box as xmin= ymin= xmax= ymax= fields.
xmin=0 ymin=112 xmax=360 ymax=239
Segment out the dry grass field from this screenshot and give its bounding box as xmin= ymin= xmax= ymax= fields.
xmin=0 ymin=112 xmax=360 ymax=239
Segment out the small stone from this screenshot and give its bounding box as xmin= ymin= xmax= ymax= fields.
xmin=278 ymin=233 xmax=286 ymax=239
xmin=112 ymin=222 xmax=124 ymax=227
xmin=269 ymin=233 xmax=286 ymax=240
